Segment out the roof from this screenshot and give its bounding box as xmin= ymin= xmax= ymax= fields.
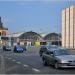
xmin=0 ymin=27 xmax=8 ymax=30
xmin=45 ymin=45 xmax=61 ymax=52
xmin=12 ymin=32 xmax=24 ymax=37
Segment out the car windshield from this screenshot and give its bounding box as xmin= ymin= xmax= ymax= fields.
xmin=54 ymin=50 xmax=70 ymax=56
xmin=16 ymin=45 xmax=22 ymax=49
xmin=46 ymin=45 xmax=58 ymax=50
xmin=5 ymin=45 xmax=9 ymax=48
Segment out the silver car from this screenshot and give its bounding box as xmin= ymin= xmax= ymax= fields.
xmin=42 ymin=49 xmax=75 ymax=69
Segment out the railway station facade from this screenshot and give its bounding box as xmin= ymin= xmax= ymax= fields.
xmin=0 ymin=17 xmax=61 ymax=46
xmin=12 ymin=31 xmax=61 ymax=46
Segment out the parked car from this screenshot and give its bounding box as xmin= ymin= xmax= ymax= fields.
xmin=3 ymin=45 xmax=11 ymax=51
xmin=13 ymin=45 xmax=25 ymax=52
xmin=39 ymin=45 xmax=59 ymax=57
xmin=42 ymin=48 xmax=75 ymax=69
xmin=39 ymin=46 xmax=47 ymax=56
xmin=20 ymin=45 xmax=27 ymax=51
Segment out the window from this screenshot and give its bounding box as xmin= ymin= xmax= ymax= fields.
xmin=0 ymin=32 xmax=1 ymax=36
xmin=45 ymin=51 xmax=53 ymax=56
xmin=2 ymin=31 xmax=6 ymax=36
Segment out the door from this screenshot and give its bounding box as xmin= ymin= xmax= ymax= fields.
xmin=47 ymin=51 xmax=55 ymax=65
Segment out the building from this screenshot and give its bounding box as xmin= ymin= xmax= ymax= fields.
xmin=0 ymin=17 xmax=8 ymax=36
xmin=0 ymin=17 xmax=8 ymax=46
xmin=44 ymin=33 xmax=61 ymax=46
xmin=12 ymin=31 xmax=61 ymax=46
xmin=62 ymin=5 xmax=75 ymax=48
xmin=12 ymin=31 xmax=44 ymax=46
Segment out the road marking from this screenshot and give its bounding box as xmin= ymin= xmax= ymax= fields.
xmin=32 ymin=68 xmax=40 ymax=72
xmin=12 ymin=59 xmax=16 ymax=62
xmin=16 ymin=62 xmax=21 ymax=64
xmin=23 ymin=64 xmax=29 ymax=67
xmin=0 ymin=55 xmax=6 ymax=73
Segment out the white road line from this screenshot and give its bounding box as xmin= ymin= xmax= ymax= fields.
xmin=0 ymin=55 xmax=5 ymax=73
xmin=23 ymin=64 xmax=29 ymax=67
xmin=12 ymin=59 xmax=16 ymax=62
xmin=16 ymin=62 xmax=21 ymax=64
xmin=32 ymin=68 xmax=40 ymax=72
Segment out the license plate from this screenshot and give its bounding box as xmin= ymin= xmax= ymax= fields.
xmin=7 ymin=48 xmax=10 ymax=49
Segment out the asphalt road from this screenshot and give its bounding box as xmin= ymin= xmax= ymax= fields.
xmin=0 ymin=46 xmax=75 ymax=74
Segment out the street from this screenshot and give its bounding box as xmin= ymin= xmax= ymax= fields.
xmin=0 ymin=46 xmax=75 ymax=74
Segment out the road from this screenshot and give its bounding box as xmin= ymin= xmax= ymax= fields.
xmin=0 ymin=46 xmax=75 ymax=74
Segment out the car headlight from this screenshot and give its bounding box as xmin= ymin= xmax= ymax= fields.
xmin=61 ymin=60 xmax=68 ymax=63
xmin=17 ymin=49 xmax=19 ymax=50
xmin=22 ymin=49 xmax=23 ymax=50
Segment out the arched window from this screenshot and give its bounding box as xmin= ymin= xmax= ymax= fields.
xmin=2 ymin=31 xmax=6 ymax=36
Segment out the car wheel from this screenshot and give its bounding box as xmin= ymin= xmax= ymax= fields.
xmin=54 ymin=62 xmax=59 ymax=69
xmin=43 ymin=59 xmax=48 ymax=66
xmin=22 ymin=51 xmax=23 ymax=53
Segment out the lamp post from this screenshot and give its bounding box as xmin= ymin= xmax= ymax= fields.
xmin=55 ymin=24 xmax=60 ymax=46
xmin=58 ymin=33 xmax=59 ymax=46
xmin=57 ymin=24 xmax=60 ymax=47
xmin=8 ymin=34 xmax=11 ymax=46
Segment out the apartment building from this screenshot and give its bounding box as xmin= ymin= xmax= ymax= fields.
xmin=62 ymin=5 xmax=75 ymax=48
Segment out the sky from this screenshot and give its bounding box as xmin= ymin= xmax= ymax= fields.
xmin=0 ymin=0 xmax=75 ymax=34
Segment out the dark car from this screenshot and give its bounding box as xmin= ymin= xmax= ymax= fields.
xmin=42 ymin=48 xmax=75 ymax=69
xmin=3 ymin=45 xmax=11 ymax=51
xmin=39 ymin=45 xmax=59 ymax=57
xmin=14 ymin=45 xmax=25 ymax=52
xmin=39 ymin=46 xmax=47 ymax=56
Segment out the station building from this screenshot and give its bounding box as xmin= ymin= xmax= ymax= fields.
xmin=12 ymin=31 xmax=61 ymax=46
xmin=44 ymin=33 xmax=61 ymax=46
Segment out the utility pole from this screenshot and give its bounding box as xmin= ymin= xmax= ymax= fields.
xmin=58 ymin=33 xmax=59 ymax=46
xmin=8 ymin=34 xmax=11 ymax=47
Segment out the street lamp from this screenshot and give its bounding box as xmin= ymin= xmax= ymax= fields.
xmin=8 ymin=34 xmax=11 ymax=46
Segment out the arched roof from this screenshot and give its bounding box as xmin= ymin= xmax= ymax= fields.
xmin=12 ymin=32 xmax=24 ymax=37
xmin=12 ymin=31 xmax=61 ymax=41
xmin=19 ymin=31 xmax=42 ymax=39
xmin=44 ymin=32 xmax=60 ymax=40
xmin=45 ymin=32 xmax=59 ymax=37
